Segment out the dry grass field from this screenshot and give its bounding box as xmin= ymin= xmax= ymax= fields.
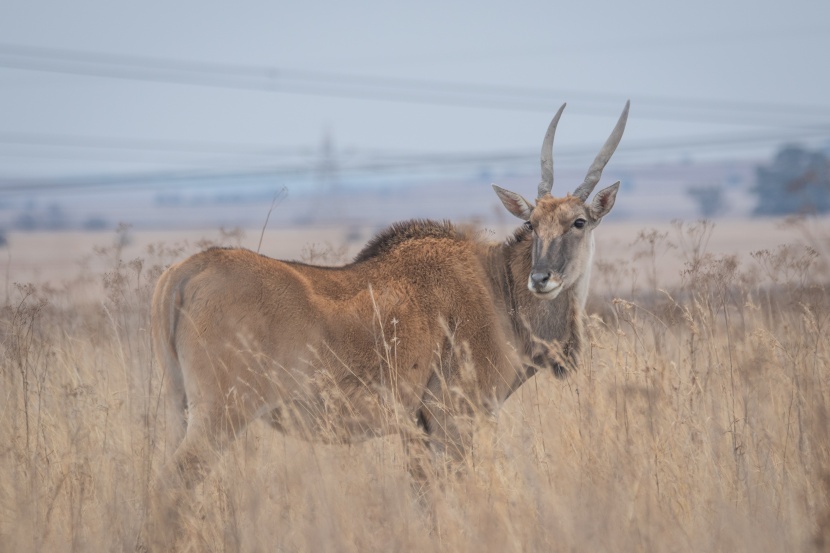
xmin=1 ymin=216 xmax=830 ymax=552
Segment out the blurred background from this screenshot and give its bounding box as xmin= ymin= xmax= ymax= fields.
xmin=0 ymin=0 xmax=828 ymax=233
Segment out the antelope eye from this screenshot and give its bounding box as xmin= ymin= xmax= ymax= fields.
xmin=524 ymin=221 xmax=534 ymax=231
xmin=573 ymin=218 xmax=586 ymax=229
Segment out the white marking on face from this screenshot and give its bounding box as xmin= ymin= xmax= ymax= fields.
xmin=527 ymin=274 xmax=563 ymax=299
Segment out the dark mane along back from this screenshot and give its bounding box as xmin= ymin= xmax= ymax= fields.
xmin=506 ymin=221 xmax=532 ymax=247
xmin=354 ymin=219 xmax=467 ymax=263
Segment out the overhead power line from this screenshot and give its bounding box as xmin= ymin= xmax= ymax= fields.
xmin=1 ymin=116 xmax=824 ymax=170
xmin=0 ymin=131 xmax=317 ymax=166
xmin=2 ymin=42 xmax=830 ymax=128
xmin=0 ymin=130 xmax=313 ymax=156
xmin=0 ymin=125 xmax=827 ymax=195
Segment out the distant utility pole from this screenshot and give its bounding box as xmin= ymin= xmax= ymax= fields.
xmin=307 ymin=127 xmax=343 ymax=224
xmin=316 ymin=128 xmax=339 ymax=196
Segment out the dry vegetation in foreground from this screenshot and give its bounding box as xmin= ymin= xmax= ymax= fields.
xmin=1 ymin=220 xmax=830 ymax=552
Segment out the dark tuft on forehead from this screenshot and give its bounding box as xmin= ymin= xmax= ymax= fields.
xmin=531 ymin=194 xmax=585 ymax=222
xmin=534 ymin=194 xmax=581 ymax=210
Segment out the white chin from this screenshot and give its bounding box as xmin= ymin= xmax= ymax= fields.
xmin=527 ymin=280 xmax=563 ymax=299
xmin=532 ymin=287 xmax=562 ymax=299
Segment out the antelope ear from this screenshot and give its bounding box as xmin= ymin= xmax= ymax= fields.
xmin=493 ymin=184 xmax=534 ymax=220
xmin=590 ymin=181 xmax=620 ymax=220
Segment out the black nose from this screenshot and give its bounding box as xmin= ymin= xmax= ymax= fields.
xmin=531 ymin=272 xmax=550 ymax=287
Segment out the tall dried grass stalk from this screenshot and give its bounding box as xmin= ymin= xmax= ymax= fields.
xmin=1 ymin=222 xmax=828 ymax=552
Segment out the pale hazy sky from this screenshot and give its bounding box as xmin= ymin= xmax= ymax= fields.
xmin=1 ymin=0 xmax=828 ymax=190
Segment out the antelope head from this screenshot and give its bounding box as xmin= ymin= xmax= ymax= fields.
xmin=494 ymin=101 xmax=630 ymax=299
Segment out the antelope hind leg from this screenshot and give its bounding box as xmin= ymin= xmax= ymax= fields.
xmin=147 ymin=400 xmax=257 ymax=551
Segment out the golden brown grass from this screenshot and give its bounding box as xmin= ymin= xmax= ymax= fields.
xmin=1 ymin=219 xmax=829 ymax=552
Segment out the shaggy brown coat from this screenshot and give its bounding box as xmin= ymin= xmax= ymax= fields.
xmin=149 ymin=103 xmax=629 ymax=539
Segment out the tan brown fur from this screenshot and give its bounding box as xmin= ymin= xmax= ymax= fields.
xmin=148 ymin=103 xmax=629 ymax=546
xmin=151 ymin=216 xmax=592 ymax=482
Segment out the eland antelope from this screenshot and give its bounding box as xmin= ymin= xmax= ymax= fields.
xmin=151 ymin=101 xmax=629 ymax=501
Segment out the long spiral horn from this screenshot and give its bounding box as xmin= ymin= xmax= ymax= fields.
xmin=573 ymin=100 xmax=630 ymax=201
xmin=537 ymin=103 xmax=567 ymax=199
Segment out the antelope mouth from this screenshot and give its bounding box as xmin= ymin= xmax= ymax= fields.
xmin=527 ymin=276 xmax=563 ymax=299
